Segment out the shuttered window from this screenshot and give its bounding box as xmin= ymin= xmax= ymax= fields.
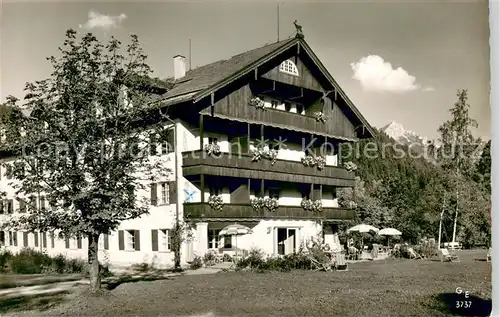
xmin=34 ymin=232 xmax=39 ymax=247
xmin=23 ymin=232 xmax=29 ymax=247
xmin=118 ymin=230 xmax=140 ymax=251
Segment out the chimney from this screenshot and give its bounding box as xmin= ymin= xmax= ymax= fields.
xmin=173 ymin=55 xmax=187 ymax=80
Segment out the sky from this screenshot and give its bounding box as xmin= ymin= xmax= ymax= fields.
xmin=0 ymin=0 xmax=491 ymax=139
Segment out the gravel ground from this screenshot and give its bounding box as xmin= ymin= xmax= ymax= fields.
xmin=2 ymin=250 xmax=491 ymax=317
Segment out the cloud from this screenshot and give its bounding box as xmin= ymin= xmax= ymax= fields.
xmin=350 ymin=55 xmax=427 ymax=93
xmin=79 ymin=11 xmax=127 ymax=30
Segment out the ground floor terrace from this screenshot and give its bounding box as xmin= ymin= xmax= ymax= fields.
xmin=1 ymin=250 xmax=491 ymax=317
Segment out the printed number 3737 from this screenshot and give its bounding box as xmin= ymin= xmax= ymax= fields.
xmin=456 ymin=301 xmax=472 ymax=308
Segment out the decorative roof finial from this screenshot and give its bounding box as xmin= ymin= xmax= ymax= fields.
xmin=293 ymin=20 xmax=304 ymax=39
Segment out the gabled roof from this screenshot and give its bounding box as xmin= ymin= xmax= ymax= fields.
xmin=156 ymin=35 xmax=375 ymax=138
xmin=159 ymin=38 xmax=296 ymax=100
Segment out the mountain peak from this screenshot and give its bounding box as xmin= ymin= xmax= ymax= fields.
xmin=380 ymin=121 xmax=427 ymax=145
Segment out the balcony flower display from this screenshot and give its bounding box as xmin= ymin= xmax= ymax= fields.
xmin=264 ymin=197 xmax=279 ymax=211
xmin=250 ymin=197 xmax=265 ymax=211
xmin=344 ymin=161 xmax=357 ymax=172
xmin=249 ymin=96 xmax=265 ymax=110
xmin=301 ymin=155 xmax=316 ymax=167
xmin=251 ymin=146 xmax=278 ymax=165
xmin=208 ymin=195 xmax=224 ymax=211
xmin=315 ymin=156 xmax=326 ymax=171
xmin=301 ymin=198 xmax=322 ymax=212
xmin=313 ymin=111 xmax=327 ymax=123
xmin=204 ymin=143 xmax=221 ymax=157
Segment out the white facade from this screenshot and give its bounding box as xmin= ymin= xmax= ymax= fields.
xmin=0 ymin=121 xmax=345 ymax=269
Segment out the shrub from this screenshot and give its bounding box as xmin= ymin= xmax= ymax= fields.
xmin=190 ymin=256 xmax=203 ymax=270
xmin=9 ymin=248 xmax=53 ymax=274
xmin=0 ymin=250 xmax=12 ymax=272
xmin=236 ymin=248 xmax=265 ymax=269
xmin=416 ymin=238 xmax=438 ymax=258
xmin=222 ymin=253 xmax=233 ymax=262
xmin=203 ymin=252 xmax=216 ymax=266
xmin=131 ymin=262 xmax=151 ymax=272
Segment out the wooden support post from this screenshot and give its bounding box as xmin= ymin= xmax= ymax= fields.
xmin=254 ymin=69 xmax=258 ymax=80
xmin=319 ymin=185 xmax=323 ymax=201
xmin=338 ymin=143 xmax=342 ymax=166
xmin=247 ymin=123 xmax=251 ymax=154
xmin=199 ymin=115 xmax=204 ymax=150
xmin=260 ymin=180 xmax=265 ymax=197
xmin=310 ymin=184 xmax=314 ymax=200
xmin=260 ymin=124 xmax=264 ymax=141
xmin=210 ymin=93 xmax=215 ymax=116
xmin=248 ymin=179 xmax=251 ymax=198
xmin=200 ymin=174 xmax=205 ymax=203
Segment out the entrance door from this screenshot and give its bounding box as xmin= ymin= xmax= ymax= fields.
xmin=285 ymin=229 xmax=296 ymax=255
xmin=276 ymin=228 xmax=297 ymax=256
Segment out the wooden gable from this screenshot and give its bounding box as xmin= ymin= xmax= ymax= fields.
xmin=260 ymin=55 xmax=324 ymax=93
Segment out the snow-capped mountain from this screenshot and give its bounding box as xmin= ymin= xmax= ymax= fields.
xmin=380 ymin=121 xmax=430 ymax=147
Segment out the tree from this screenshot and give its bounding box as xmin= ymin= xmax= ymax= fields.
xmin=0 ymin=29 xmax=172 ymax=291
xmin=474 ymin=139 xmax=491 ymax=192
xmin=437 ymin=89 xmax=481 ymax=243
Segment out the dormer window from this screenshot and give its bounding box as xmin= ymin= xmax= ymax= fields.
xmin=279 ymin=60 xmax=299 ymax=76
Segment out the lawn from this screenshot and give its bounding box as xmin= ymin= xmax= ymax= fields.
xmin=2 ymin=249 xmax=491 ymax=317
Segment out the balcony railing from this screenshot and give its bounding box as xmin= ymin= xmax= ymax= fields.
xmin=183 ymin=202 xmax=356 ymax=222
xmin=182 ymin=150 xmax=354 ymax=187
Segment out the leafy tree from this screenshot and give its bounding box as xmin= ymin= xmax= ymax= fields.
xmin=474 ymin=139 xmax=491 ymax=192
xmin=0 ymin=30 xmax=172 ymax=291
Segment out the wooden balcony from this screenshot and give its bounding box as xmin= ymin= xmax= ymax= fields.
xmin=183 ymin=202 xmax=356 ymax=222
xmin=182 ymin=150 xmax=355 ymax=187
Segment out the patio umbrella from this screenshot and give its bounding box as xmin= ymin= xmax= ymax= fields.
xmin=347 ymin=224 xmax=379 ymax=234
xmin=219 ymin=223 xmax=253 ymax=261
xmin=379 ymin=228 xmax=402 ymax=247
xmin=347 ymin=224 xmax=379 ymax=250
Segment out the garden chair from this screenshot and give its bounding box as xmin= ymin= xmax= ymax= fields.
xmin=307 ymin=255 xmax=332 ymax=271
xmin=334 ymin=252 xmax=348 ymax=271
xmin=487 ymin=248 xmax=491 ymax=262
xmin=407 ymin=247 xmax=423 ymax=259
xmin=439 ymin=248 xmax=460 ymax=262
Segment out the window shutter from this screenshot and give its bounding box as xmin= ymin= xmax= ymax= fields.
xmin=168 ymin=181 xmax=177 ymax=204
xmin=149 ymin=134 xmax=157 ymax=156
xmin=65 ymin=236 xmax=70 ymax=249
xmin=118 ymin=230 xmax=124 ymax=250
xmin=40 ymin=196 xmax=46 ymax=210
xmin=0 ymin=200 xmax=3 ymax=214
xmin=77 ymin=236 xmax=82 ymax=249
xmin=134 ymin=230 xmax=141 ymax=251
xmin=50 ymin=233 xmax=55 ymax=248
xmin=13 ymin=232 xmax=17 ymax=246
xmin=23 ymin=232 xmax=28 ymax=247
xmin=166 ymin=131 xmax=175 ymax=154
xmin=8 ymin=200 xmax=13 ymax=214
xmin=104 ymin=234 xmax=109 ymax=250
xmin=150 ymin=183 xmax=158 ymax=206
xmin=151 ymin=229 xmax=158 ymax=251
xmin=34 ymin=232 xmax=39 ymax=247
xmin=42 ymin=232 xmax=47 ymax=248
xmin=18 ymin=199 xmax=26 ymax=213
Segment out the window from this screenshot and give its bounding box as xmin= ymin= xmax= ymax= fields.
xmin=29 ymin=196 xmax=37 ymax=211
xmin=126 ymin=230 xmax=136 ymax=250
xmin=5 ymin=164 xmax=12 ymax=179
xmin=39 ymin=196 xmax=46 ymax=210
xmin=208 ymin=229 xmax=221 ymax=249
xmin=118 ymin=230 xmax=140 ymax=251
xmin=34 ymin=232 xmax=39 ymax=248
xmin=8 ymin=232 xmax=13 ymax=246
xmin=296 ymin=104 xmax=304 ymax=114
xmin=160 ymin=182 xmax=169 ymax=205
xmin=0 ymin=231 xmax=4 ymax=246
xmin=279 ymin=59 xmax=299 ymax=76
xmin=284 ymin=102 xmax=292 ymax=112
xmin=0 ymin=200 xmax=4 ymax=215
xmin=98 ymin=234 xmax=109 ymax=250
xmin=269 ymin=188 xmax=280 ymax=199
xmin=7 ymin=200 xmax=13 ymax=214
xmin=12 ymin=231 xmax=17 ymax=246
xmin=159 ymin=229 xmax=171 ymax=251
xmin=208 ymin=137 xmax=218 ymax=145
xmin=209 ymin=185 xmax=221 ymax=196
